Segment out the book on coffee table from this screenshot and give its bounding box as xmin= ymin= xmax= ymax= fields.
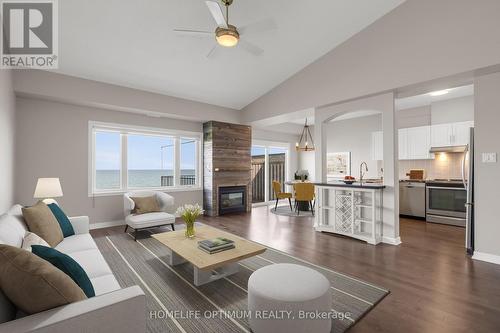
xmin=198 ymin=244 xmax=235 ymax=254
xmin=199 ymin=237 xmax=234 ymax=249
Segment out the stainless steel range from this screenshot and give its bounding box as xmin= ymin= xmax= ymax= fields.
xmin=426 ymin=179 xmax=466 ymax=227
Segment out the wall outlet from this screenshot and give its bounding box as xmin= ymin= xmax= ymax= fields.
xmin=482 ymin=153 xmax=497 ymax=163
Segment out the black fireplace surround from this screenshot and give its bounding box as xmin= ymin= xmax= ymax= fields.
xmin=218 ymin=186 xmax=247 ymax=215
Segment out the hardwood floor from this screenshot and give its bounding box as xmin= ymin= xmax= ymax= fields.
xmin=92 ymin=206 xmax=500 ymax=332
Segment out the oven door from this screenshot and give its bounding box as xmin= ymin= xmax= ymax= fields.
xmin=426 ymin=186 xmax=466 ymax=218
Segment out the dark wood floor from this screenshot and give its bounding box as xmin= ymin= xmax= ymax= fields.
xmin=92 ymin=206 xmax=500 ymax=332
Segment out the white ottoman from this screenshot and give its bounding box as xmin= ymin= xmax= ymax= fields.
xmin=248 ymin=263 xmax=331 ymax=333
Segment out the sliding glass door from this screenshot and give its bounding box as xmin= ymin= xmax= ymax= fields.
xmin=251 ymin=142 xmax=289 ymax=205
xmin=251 ymin=146 xmax=266 ymax=204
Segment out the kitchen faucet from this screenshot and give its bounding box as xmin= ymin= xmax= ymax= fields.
xmin=359 ymin=162 xmax=368 ymax=184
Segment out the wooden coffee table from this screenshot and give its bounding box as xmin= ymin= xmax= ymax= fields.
xmin=152 ymin=225 xmax=266 ymax=286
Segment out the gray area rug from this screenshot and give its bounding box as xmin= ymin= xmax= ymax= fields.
xmin=271 ymin=205 xmax=314 ymax=217
xmin=94 ymin=227 xmax=388 ymax=333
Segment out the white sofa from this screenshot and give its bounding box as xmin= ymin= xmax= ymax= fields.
xmin=0 ymin=203 xmax=146 ymax=333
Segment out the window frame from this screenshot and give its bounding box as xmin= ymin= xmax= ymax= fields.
xmin=88 ymin=121 xmax=202 ymax=197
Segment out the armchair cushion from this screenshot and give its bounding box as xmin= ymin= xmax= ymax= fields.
xmin=130 ymin=196 xmax=160 ymax=215
xmin=125 ymin=212 xmax=175 ymax=229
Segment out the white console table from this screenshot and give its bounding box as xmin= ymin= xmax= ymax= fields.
xmin=314 ymin=183 xmax=385 ymax=245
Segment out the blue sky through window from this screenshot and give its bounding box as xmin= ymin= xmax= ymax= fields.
xmin=95 ymin=132 xmax=196 ymax=170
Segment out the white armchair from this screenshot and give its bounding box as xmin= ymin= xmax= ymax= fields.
xmin=123 ymin=191 xmax=176 ymax=241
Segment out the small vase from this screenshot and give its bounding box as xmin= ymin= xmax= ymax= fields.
xmin=185 ymin=220 xmax=195 ymax=238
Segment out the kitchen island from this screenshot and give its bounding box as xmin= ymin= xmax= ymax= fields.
xmin=314 ymin=182 xmax=385 ymax=245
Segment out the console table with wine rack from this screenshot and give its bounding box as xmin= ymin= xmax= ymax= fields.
xmin=313 ymin=183 xmax=385 ymax=245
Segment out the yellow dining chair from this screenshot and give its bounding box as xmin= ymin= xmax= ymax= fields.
xmin=293 ymin=182 xmax=315 ymax=216
xmin=272 ymin=181 xmax=293 ymax=211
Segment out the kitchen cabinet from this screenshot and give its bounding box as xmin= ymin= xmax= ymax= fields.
xmin=371 ymin=131 xmax=383 ymax=161
xmin=399 ymin=126 xmax=433 ymax=160
xmin=430 ymin=121 xmax=474 ymax=147
xmin=453 ymin=121 xmax=474 ymax=145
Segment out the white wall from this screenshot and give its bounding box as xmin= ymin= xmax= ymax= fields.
xmin=431 ymin=95 xmax=474 ymax=124
xmin=396 ymin=106 xmax=431 ymax=129
xmin=15 ymin=97 xmax=203 ymax=225
xmin=473 ymin=72 xmax=500 ymax=262
xmin=243 ymin=0 xmax=500 ymax=123
xmin=14 ymin=70 xmax=240 ymax=123
xmin=326 ymin=114 xmax=382 ymax=179
xmin=0 ymin=70 xmax=15 ymax=213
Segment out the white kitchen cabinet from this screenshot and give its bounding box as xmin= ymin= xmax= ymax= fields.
xmin=398 ymin=128 xmax=408 ymax=160
xmin=453 ymin=121 xmax=474 ymax=145
xmin=407 ymin=126 xmax=432 ymax=159
xmin=430 ymin=121 xmax=474 ymax=147
xmin=430 ymin=123 xmax=453 ymax=147
xmin=371 ymin=131 xmax=383 ymax=161
xmin=399 ymin=126 xmax=433 ymax=160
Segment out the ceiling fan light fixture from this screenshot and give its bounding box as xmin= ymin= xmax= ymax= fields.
xmin=215 ymin=25 xmax=239 ymax=47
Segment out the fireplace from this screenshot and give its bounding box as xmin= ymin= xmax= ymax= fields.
xmin=219 ymin=186 xmax=247 ymax=215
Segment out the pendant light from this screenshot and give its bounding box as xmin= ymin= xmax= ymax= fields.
xmin=295 ymin=119 xmax=315 ymax=151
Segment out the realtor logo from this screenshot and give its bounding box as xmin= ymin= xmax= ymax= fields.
xmin=1 ymin=0 xmax=58 ymax=68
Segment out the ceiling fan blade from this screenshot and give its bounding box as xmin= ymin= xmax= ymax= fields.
xmin=173 ymin=29 xmax=213 ymax=38
xmin=239 ymin=18 xmax=277 ymax=36
xmin=239 ymin=40 xmax=263 ymax=56
xmin=205 ymin=0 xmax=228 ymax=28
xmin=206 ymin=44 xmax=219 ymax=59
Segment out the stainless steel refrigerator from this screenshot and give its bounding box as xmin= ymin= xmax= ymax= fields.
xmin=463 ymin=128 xmax=474 ymax=255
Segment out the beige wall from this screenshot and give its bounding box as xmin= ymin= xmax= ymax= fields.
xmin=399 ymin=154 xmax=463 ymax=180
xmin=243 ymin=0 xmax=500 ymax=122
xmin=14 ymin=97 xmax=203 ymax=225
xmin=0 ymin=70 xmax=15 ymax=213
xmin=474 ymin=72 xmax=500 ymax=260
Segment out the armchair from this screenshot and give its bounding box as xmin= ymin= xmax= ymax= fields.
xmin=123 ymin=191 xmax=176 ymax=241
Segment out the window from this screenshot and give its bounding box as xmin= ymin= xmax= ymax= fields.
xmin=89 ymin=122 xmax=201 ymax=195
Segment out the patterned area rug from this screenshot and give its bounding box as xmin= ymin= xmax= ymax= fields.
xmin=94 ymin=227 xmax=388 ymax=333
xmin=270 ymin=205 xmax=314 ymax=217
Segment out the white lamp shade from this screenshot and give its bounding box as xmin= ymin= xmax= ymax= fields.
xmin=34 ymin=178 xmax=63 ymax=199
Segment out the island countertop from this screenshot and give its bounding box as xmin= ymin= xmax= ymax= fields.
xmin=313 ymin=182 xmax=386 ymax=189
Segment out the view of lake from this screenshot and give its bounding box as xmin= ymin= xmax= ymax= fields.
xmin=96 ymin=169 xmax=196 ymax=189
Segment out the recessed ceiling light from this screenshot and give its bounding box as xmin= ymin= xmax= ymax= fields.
xmin=429 ymin=89 xmax=450 ymax=97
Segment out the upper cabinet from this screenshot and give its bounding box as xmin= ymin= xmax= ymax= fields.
xmin=430 ymin=121 xmax=474 ymax=147
xmin=399 ymin=126 xmax=432 ymax=160
xmin=371 ymin=131 xmax=383 ymax=161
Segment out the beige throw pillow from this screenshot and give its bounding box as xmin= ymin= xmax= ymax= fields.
xmin=131 ymin=196 xmax=160 ymax=214
xmin=22 ymin=201 xmax=63 ymax=247
xmin=0 ymin=245 xmax=87 ymax=314
xmin=21 ymin=232 xmax=50 ymax=252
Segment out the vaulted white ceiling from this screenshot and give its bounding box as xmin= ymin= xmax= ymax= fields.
xmin=55 ymin=0 xmax=405 ymax=109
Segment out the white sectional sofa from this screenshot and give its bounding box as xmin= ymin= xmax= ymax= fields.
xmin=0 ymin=204 xmax=146 ymax=333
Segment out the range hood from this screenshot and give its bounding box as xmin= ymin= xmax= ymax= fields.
xmin=429 ymin=145 xmax=467 ymax=153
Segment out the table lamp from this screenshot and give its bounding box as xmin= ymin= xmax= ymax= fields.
xmin=34 ymin=178 xmax=63 ymax=200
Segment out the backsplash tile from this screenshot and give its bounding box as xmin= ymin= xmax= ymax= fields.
xmin=399 ymin=153 xmax=463 ymax=180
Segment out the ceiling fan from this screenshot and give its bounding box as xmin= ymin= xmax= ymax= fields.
xmin=174 ymin=0 xmax=276 ymax=58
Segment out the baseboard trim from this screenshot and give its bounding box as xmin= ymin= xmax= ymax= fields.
xmin=90 ymin=220 xmax=125 ymax=230
xmin=472 ymin=251 xmax=500 ymax=265
xmin=382 ymin=236 xmax=402 ymax=246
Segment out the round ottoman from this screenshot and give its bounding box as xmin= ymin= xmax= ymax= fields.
xmin=248 ymin=263 xmax=331 ymax=333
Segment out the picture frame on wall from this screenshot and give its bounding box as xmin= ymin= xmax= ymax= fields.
xmin=327 ymin=152 xmax=351 ymax=179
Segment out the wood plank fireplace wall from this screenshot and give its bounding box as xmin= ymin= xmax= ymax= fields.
xmin=203 ymin=121 xmax=252 ymax=216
